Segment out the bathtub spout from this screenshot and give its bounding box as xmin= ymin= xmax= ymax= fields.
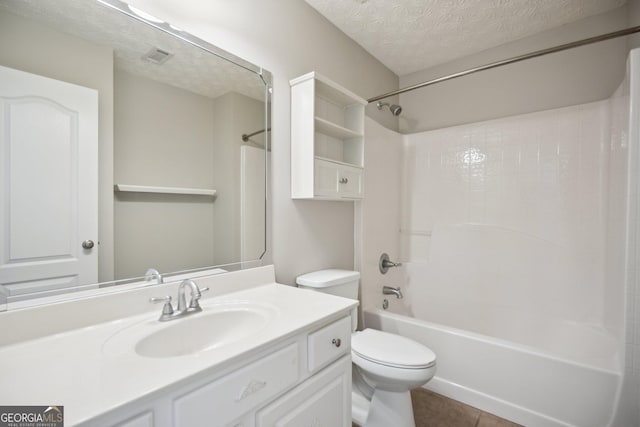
xmin=383 ymin=286 xmax=403 ymax=299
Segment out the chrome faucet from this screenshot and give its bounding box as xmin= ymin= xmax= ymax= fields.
xmin=150 ymin=279 xmax=209 ymax=321
xmin=383 ymin=286 xmax=403 ymax=299
xmin=145 ymin=268 xmax=164 ymax=284
xmin=177 ymin=279 xmax=203 ymax=312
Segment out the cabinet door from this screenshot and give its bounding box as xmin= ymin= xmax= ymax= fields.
xmin=313 ymin=158 xmax=363 ymax=200
xmin=337 ymin=167 xmax=363 ymax=199
xmin=314 ymin=159 xmax=339 ymax=198
xmin=256 ymin=356 xmax=351 ymax=427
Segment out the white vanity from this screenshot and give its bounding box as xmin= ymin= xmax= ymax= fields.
xmin=0 ymin=266 xmax=357 ymax=427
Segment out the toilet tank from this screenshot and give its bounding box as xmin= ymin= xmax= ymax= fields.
xmin=296 ymin=269 xmax=360 ymax=300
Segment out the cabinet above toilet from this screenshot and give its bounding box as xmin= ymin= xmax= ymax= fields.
xmin=290 ymin=72 xmax=366 ymax=200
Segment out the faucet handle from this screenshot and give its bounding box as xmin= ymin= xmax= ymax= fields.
xmin=188 ymin=287 xmax=209 ymax=310
xmin=150 ymin=295 xmax=174 ymax=315
xmin=379 ymin=253 xmax=402 ymax=274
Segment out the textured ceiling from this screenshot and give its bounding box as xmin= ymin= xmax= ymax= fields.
xmin=0 ymin=0 xmax=265 ymax=101
xmin=305 ymin=0 xmax=627 ymax=76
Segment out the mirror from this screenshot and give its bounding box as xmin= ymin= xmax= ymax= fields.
xmin=0 ymin=0 xmax=270 ymax=308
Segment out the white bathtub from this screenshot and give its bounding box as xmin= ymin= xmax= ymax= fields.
xmin=364 ymin=309 xmax=621 ymax=427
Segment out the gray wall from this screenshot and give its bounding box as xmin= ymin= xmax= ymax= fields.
xmin=114 ymin=72 xmax=266 ymax=278
xmin=114 ymin=70 xmax=217 ymax=279
xmin=0 ymin=10 xmax=115 ymax=282
xmin=398 ymin=5 xmax=630 ymax=133
xmin=126 ymin=0 xmax=400 ymax=285
xmin=212 ymin=91 xmax=266 ymax=265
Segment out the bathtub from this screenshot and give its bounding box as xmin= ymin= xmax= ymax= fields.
xmin=364 ymin=309 xmax=621 ymax=427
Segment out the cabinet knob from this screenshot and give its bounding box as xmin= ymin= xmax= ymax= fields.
xmin=339 ymin=178 xmax=348 ymax=184
xmin=332 ymin=338 xmax=341 ymax=347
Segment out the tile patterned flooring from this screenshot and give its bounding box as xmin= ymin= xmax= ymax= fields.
xmin=354 ymin=388 xmax=523 ymax=427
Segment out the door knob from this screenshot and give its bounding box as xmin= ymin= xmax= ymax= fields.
xmin=82 ymin=240 xmax=95 ymax=249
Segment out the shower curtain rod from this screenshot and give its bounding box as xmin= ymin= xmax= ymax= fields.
xmin=367 ymin=25 xmax=640 ymax=103
xmin=241 ymin=127 xmax=271 ymax=142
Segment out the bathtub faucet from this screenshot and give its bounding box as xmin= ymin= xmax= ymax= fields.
xmin=379 ymin=253 xmax=402 ymax=274
xmin=383 ymin=286 xmax=403 ymax=299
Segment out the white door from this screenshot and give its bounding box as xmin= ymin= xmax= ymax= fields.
xmin=0 ymin=65 xmax=98 ymax=299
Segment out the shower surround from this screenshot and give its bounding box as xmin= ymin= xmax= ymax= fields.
xmin=400 ymin=99 xmax=620 ymax=367
xmin=359 ymin=50 xmax=640 ymax=426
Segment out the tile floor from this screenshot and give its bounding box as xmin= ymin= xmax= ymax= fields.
xmin=354 ymin=388 xmax=523 ymax=427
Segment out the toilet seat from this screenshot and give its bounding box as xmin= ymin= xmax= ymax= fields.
xmin=352 ymin=328 xmax=436 ymax=369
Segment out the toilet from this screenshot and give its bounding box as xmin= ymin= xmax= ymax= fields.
xmin=296 ymin=269 xmax=436 ymax=427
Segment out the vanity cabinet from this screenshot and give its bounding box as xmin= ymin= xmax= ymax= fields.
xmin=290 ymin=72 xmax=366 ymax=200
xmin=94 ymin=315 xmax=352 ymax=427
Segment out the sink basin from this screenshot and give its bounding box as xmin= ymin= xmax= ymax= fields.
xmin=103 ymin=302 xmax=277 ymax=358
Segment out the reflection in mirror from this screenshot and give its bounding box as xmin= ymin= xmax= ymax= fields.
xmin=0 ymin=0 xmax=270 ymax=309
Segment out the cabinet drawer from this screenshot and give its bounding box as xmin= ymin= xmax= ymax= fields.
xmin=173 ymin=344 xmax=299 ymax=426
xmin=307 ymin=316 xmax=351 ymax=372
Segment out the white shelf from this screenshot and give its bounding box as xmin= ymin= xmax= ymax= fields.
xmin=290 ymin=72 xmax=366 ymax=107
xmin=314 ymin=117 xmax=363 ymax=140
xmin=290 ymin=71 xmax=365 ymax=200
xmin=314 ymin=156 xmax=363 ymax=169
xmin=114 ymin=184 xmax=217 ymax=197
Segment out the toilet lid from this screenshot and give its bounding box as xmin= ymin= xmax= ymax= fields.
xmin=352 ymin=329 xmax=436 ymax=369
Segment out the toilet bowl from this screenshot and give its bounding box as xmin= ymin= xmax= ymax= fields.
xmin=351 ymin=328 xmax=436 ymax=427
xmin=296 ymin=269 xmax=437 ymax=427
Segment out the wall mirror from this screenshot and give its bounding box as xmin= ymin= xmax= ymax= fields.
xmin=0 ymin=0 xmax=270 ymax=309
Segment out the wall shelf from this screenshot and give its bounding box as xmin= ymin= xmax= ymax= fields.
xmin=290 ymin=71 xmax=366 ymax=200
xmin=114 ymin=184 xmax=217 ymax=197
xmin=314 ymin=117 xmax=363 ymax=140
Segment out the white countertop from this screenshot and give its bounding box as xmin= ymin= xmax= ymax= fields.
xmin=0 ymin=278 xmax=357 ymax=425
